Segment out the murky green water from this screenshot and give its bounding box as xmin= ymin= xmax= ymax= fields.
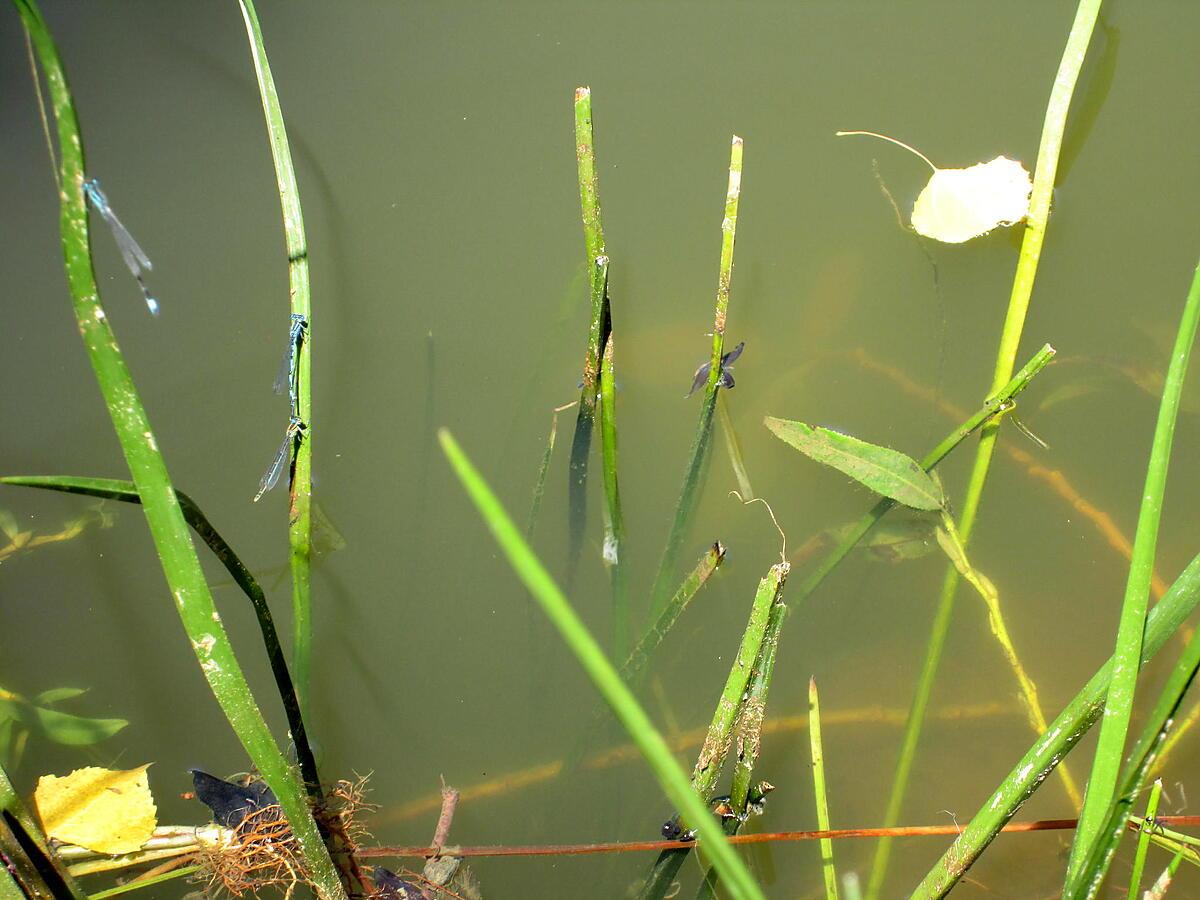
xmin=3 ymin=2 xmax=1200 ymax=896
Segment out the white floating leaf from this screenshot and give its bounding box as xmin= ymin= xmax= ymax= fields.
xmin=837 ymin=131 xmax=1032 ymax=244
xmin=911 ymin=156 xmax=1032 ymax=243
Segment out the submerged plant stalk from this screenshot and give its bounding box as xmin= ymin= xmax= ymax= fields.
xmin=566 ymin=86 xmax=610 ymax=584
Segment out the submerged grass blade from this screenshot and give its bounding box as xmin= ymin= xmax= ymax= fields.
xmin=869 ymin=3 xmax=1102 ymax=892
xmin=649 ymin=136 xmax=744 ymax=619
xmin=600 ymin=331 xmax=630 ymax=658
xmin=0 ymin=475 xmax=319 ymax=798
xmin=527 ymin=401 xmax=577 ymax=540
xmin=810 ymin=678 xmax=839 ymax=900
xmin=717 ymin=392 xmax=754 ymax=500
xmin=567 ymin=87 xmax=610 ymax=583
xmin=236 ymin=0 xmax=316 ymax=721
xmin=934 ymin=512 xmax=1082 ymax=808
xmin=439 ymin=429 xmax=763 ymax=900
xmin=11 ymin=5 xmax=343 ymax=897
xmin=1067 ymin=257 xmax=1200 ymax=887
xmin=912 ymin=549 xmax=1200 ymax=897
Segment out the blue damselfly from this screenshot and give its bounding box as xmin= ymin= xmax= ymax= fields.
xmin=254 ymin=417 xmax=305 ymax=502
xmin=273 ymin=313 xmax=308 ymax=414
xmin=82 ymin=179 xmax=159 ymax=315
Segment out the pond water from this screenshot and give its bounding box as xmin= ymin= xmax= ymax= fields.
xmin=2 ymin=2 xmax=1200 ymax=897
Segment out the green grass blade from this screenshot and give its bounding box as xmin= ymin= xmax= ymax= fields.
xmin=0 ymin=762 xmax=86 ymax=898
xmin=1066 ymin=257 xmax=1200 ymax=887
xmin=11 ymin=5 xmax=343 ymax=897
xmin=912 ymin=549 xmax=1200 ymax=897
xmin=527 ymin=401 xmax=577 ymax=540
xmin=600 ymin=330 xmax=630 ymax=658
xmin=439 ymin=429 xmax=763 ymax=900
xmin=0 ymin=475 xmax=320 ymax=797
xmin=764 ymin=418 xmax=945 ymax=510
xmin=235 ymin=0 xmax=316 ymax=719
xmin=868 ymin=3 xmax=1102 ymax=891
xmin=85 ymin=865 xmax=201 ymax=898
xmin=810 ymin=678 xmax=839 ymax=900
xmin=649 ymin=136 xmax=744 ymax=619
xmin=1128 ymin=781 xmax=1164 ymax=900
xmin=567 ymin=86 xmax=609 ymax=583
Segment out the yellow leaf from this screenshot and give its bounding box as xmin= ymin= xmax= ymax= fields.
xmin=34 ymin=765 xmax=157 ymax=854
xmin=837 ymin=130 xmax=1032 ymax=243
xmin=911 ymin=156 xmax=1031 ymax=243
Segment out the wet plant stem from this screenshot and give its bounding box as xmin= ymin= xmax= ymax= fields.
xmin=649 ymin=136 xmax=743 ymax=620
xmin=567 ymin=86 xmax=609 ymax=584
xmin=236 ymin=0 xmax=316 ymax=722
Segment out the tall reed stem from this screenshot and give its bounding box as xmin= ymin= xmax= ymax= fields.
xmin=236 ymin=0 xmax=316 ymax=718
xmin=649 ymin=136 xmax=743 ymax=619
xmin=867 ymin=4 xmax=1102 ymax=894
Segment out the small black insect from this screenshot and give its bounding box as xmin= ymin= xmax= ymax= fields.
xmin=687 ymin=341 xmax=744 ymax=398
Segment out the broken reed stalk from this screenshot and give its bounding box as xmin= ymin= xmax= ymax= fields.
xmin=566 ymin=86 xmax=610 ymax=585
xmin=638 ymin=561 xmax=787 ymax=900
xmin=236 ymin=0 xmax=317 ymax=721
xmin=11 ymin=4 xmax=344 ymax=897
xmin=566 ymin=541 xmax=727 ymax=773
xmin=648 ymin=136 xmax=744 ymax=621
xmin=600 ymin=331 xmax=631 ymax=658
xmin=869 ymin=3 xmax=1102 ymax=895
xmin=697 ymin=575 xmax=788 ymax=899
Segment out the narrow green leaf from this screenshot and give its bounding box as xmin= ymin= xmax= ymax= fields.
xmin=439 ymin=429 xmax=763 ymax=900
xmin=0 ymin=699 xmax=127 ymax=747
xmin=764 ymin=418 xmax=945 ymax=510
xmin=810 ymin=677 xmax=839 ymax=900
xmin=1067 ymin=257 xmax=1200 ymax=889
xmin=32 ymin=688 xmax=87 ymax=706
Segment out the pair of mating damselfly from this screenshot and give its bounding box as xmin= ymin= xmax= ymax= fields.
xmin=255 ymin=313 xmax=308 ymax=502
xmin=82 ymin=179 xmax=159 ymax=315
